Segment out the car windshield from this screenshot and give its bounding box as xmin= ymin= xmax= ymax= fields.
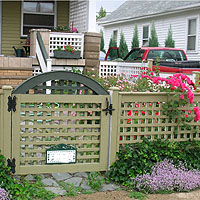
xmin=125 ymin=49 xmax=145 ymax=61
xmin=147 ymin=50 xmax=187 ymax=61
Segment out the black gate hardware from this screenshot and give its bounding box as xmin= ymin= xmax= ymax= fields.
xmin=103 ymin=98 xmax=115 ymax=115
xmin=8 ymin=96 xmax=16 ymax=112
xmin=7 ymin=158 xmax=16 ymax=174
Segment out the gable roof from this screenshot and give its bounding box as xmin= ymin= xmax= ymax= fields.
xmin=97 ymin=0 xmax=200 ymax=25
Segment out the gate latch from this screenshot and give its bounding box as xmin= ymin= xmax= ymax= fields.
xmin=7 ymin=158 xmax=16 ymax=174
xmin=103 ymin=98 xmax=115 ymax=115
xmin=8 ymin=96 xmax=16 ymax=112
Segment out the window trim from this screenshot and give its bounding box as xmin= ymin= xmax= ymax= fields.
xmin=186 ymin=16 xmax=199 ymax=53
xmin=142 ymin=24 xmax=150 ymax=47
xmin=113 ymin=30 xmax=118 ymax=42
xmin=21 ymin=1 xmax=57 ymax=37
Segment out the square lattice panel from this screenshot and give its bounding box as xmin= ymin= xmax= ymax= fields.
xmin=118 ymin=94 xmax=200 ymax=144
xmin=19 ymin=101 xmax=102 ymax=166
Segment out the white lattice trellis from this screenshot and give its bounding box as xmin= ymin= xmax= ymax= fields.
xmin=49 ymin=32 xmax=84 ymax=58
xmin=99 ymin=61 xmax=148 ymax=78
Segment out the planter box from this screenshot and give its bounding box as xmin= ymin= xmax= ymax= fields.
xmin=54 ymin=50 xmax=81 ymax=59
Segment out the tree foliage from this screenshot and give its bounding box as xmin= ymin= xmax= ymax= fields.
xmin=96 ymin=6 xmax=106 ymax=20
xmin=119 ymin=32 xmax=129 ymax=59
xmin=108 ymin=35 xmax=118 ymax=60
xmin=131 ymin=24 xmax=139 ymax=48
xmin=149 ymin=22 xmax=159 ymax=47
xmin=100 ymin=30 xmax=106 ymax=53
xmin=165 ymin=25 xmax=175 ymax=48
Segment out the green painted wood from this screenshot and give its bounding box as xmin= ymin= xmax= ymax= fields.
xmin=12 ymin=71 xmax=108 ymax=95
xmin=36 ymin=32 xmax=48 ymax=63
xmin=12 ymin=93 xmax=110 ymax=174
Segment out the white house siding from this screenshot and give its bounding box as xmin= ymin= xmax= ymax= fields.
xmin=69 ymin=1 xmax=88 ymax=33
xmin=103 ymin=9 xmax=200 ymax=60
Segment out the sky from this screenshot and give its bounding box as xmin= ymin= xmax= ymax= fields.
xmin=96 ymin=0 xmax=126 ymax=13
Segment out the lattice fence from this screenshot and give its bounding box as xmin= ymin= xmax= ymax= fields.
xmin=117 ymin=92 xmax=200 ymax=146
xmin=49 ymin=32 xmax=84 ymax=58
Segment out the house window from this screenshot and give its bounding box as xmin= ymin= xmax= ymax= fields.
xmin=143 ymin=25 xmax=149 ymax=46
xmin=22 ymin=1 xmax=56 ymax=36
xmin=187 ymin=18 xmax=197 ymax=51
xmin=113 ymin=30 xmax=118 ymax=42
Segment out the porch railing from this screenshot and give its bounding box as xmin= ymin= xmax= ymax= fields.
xmin=49 ymin=32 xmax=84 ymax=58
xmin=36 ymin=32 xmax=52 ymax=73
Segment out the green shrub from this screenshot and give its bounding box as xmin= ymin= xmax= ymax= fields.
xmin=165 ymin=25 xmax=175 ymax=48
xmin=100 ymin=30 xmax=106 ymax=53
xmin=106 ymin=139 xmax=200 ymax=186
xmin=149 ymin=22 xmax=159 ymax=47
xmin=0 ymin=153 xmax=56 ymax=200
xmin=119 ymin=32 xmax=129 ymax=59
xmin=108 ymin=35 xmax=118 ymax=60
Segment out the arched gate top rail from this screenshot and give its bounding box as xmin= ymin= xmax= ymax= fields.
xmin=12 ymin=71 xmax=108 ymax=95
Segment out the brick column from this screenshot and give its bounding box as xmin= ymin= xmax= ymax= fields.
xmin=84 ymin=32 xmax=101 ymax=69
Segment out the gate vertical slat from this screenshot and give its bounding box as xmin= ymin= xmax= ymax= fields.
xmin=12 ymin=94 xmax=21 ymax=173
xmin=109 ymin=87 xmax=120 ymax=166
xmin=0 ymin=89 xmax=3 ymax=153
xmin=99 ymin=98 xmax=109 ymax=169
xmin=1 ymin=86 xmax=12 ymax=159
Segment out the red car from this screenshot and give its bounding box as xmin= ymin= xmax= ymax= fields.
xmin=123 ymin=47 xmax=200 ymax=74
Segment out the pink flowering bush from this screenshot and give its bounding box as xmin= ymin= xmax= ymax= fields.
xmin=133 ymin=159 xmax=200 ymax=193
xmin=131 ymin=68 xmax=200 ymax=131
xmin=0 ymin=188 xmax=9 ymax=200
xmin=84 ymin=69 xmax=135 ymax=91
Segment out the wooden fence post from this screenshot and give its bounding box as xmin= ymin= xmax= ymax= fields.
xmin=148 ymin=59 xmax=153 ymax=69
xmin=2 ymin=86 xmax=12 ymax=159
xmin=108 ymin=87 xmax=120 ymax=168
xmin=192 ymin=71 xmax=200 ymax=90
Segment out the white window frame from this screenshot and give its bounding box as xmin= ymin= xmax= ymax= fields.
xmin=113 ymin=30 xmax=118 ymax=42
xmin=21 ymin=1 xmax=57 ymax=37
xmin=186 ymin=16 xmax=199 ymax=52
xmin=142 ymin=24 xmax=150 ymax=47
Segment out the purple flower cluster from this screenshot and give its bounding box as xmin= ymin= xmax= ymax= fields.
xmin=133 ymin=159 xmax=200 ymax=193
xmin=0 ymin=188 xmax=9 ymax=200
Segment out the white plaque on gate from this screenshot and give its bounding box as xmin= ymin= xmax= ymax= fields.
xmin=46 ymin=144 xmax=77 ymax=164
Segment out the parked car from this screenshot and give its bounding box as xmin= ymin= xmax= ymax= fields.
xmin=104 ymin=47 xmax=200 ymax=74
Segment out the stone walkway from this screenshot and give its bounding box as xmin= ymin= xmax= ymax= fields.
xmin=23 ymin=172 xmax=120 ymax=196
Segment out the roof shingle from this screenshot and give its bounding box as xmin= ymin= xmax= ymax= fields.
xmin=98 ymin=0 xmax=200 ymax=24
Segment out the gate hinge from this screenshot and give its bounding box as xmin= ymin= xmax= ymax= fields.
xmin=103 ymin=98 xmax=115 ymax=115
xmin=7 ymin=158 xmax=16 ymax=174
xmin=8 ymin=96 xmax=16 ymax=112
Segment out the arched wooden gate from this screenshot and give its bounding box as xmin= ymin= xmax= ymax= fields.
xmin=9 ymin=71 xmax=110 ymax=174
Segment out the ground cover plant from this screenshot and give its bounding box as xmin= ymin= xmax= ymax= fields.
xmin=0 ymin=187 xmax=9 ymax=200
xmin=0 ymin=153 xmax=56 ymax=200
xmin=106 ymin=139 xmax=200 ymax=188
xmin=133 ymin=159 xmax=200 ymax=193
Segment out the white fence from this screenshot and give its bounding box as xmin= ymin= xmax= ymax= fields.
xmin=98 ymin=60 xmax=196 ymax=83
xmin=99 ymin=61 xmax=148 ymax=78
xmin=49 ymin=32 xmax=84 ymax=58
xmin=32 ymin=66 xmax=84 ymax=76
